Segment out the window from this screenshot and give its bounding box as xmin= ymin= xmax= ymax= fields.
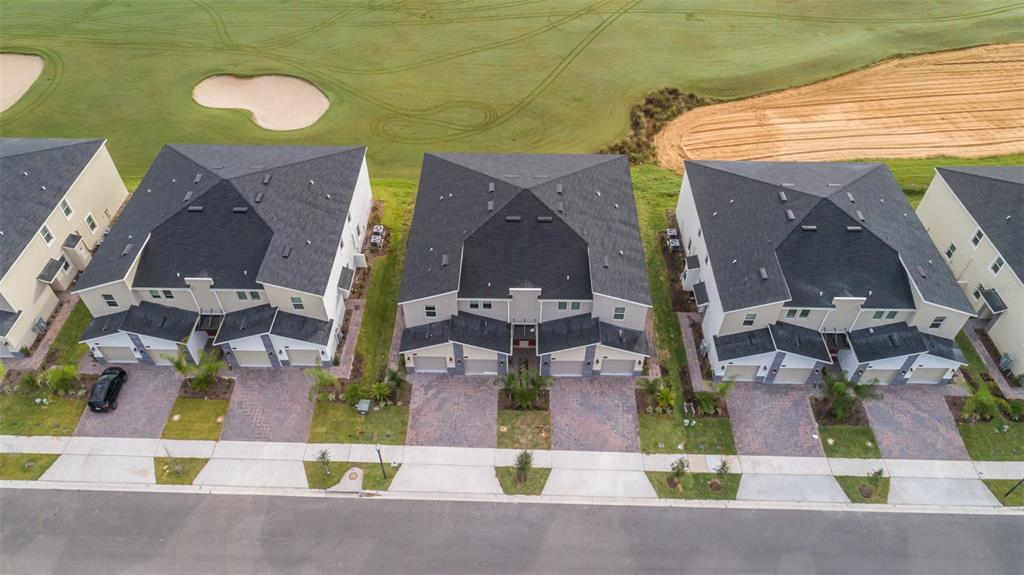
xmin=571 ymin=301 xmax=581 ymax=311
xmin=971 ymin=229 xmax=984 ymax=246
xmin=885 ymin=311 xmax=897 ymax=320
xmin=61 ymin=258 xmax=71 ymax=272
xmin=929 ymin=316 xmax=946 ymax=330
xmin=102 ymin=294 xmax=117 ymax=308
xmin=149 ymin=289 xmax=162 ymax=299
xmin=59 ymin=198 xmax=73 ymax=218
xmin=613 ymin=307 xmax=626 ymax=320
xmin=742 ymin=313 xmax=756 ymax=326
xmin=973 ymin=288 xmax=982 ymax=300
xmin=469 ymin=301 xmax=479 ymax=309
xmin=236 ymin=291 xmax=248 ymax=300
xmin=872 ymin=311 xmax=884 ymax=320
xmin=39 ymin=225 xmax=53 ymax=245
xmin=163 ymin=290 xmax=174 ymax=299
xmin=557 ymin=302 xmax=568 ymax=310
xmin=85 ymin=213 xmax=97 ymax=232
xmin=991 ymin=256 xmax=1004 ymax=275
xmin=249 ymin=291 xmax=260 ymax=300
xmin=786 ymin=309 xmax=797 ymax=319
xmin=946 ymin=243 xmax=957 ymax=259
xmin=291 ymin=297 xmax=305 ymax=310
xmin=799 ymin=309 xmax=810 ymax=318
xmin=424 ymin=304 xmax=436 ymax=318
xmin=482 ymin=301 xmax=492 ymax=310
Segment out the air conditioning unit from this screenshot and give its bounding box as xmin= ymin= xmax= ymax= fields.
xmin=372 ymin=224 xmax=385 ymax=235
xmin=666 ymin=228 xmax=679 ymax=238
xmin=666 ymin=238 xmax=681 ymax=251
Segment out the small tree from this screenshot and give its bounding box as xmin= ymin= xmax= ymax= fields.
xmin=714 ymin=459 xmax=731 ymax=479
xmin=961 ymin=386 xmax=1009 ymax=422
xmin=306 ymin=367 xmax=340 ymax=402
xmin=694 ymin=391 xmax=717 ymax=416
xmin=343 ymin=382 xmax=370 ymax=406
xmin=667 ymin=457 xmax=689 ymax=490
xmin=713 ymin=379 xmax=735 ymax=401
xmin=500 ymin=368 xmax=550 ymax=410
xmin=638 ymin=377 xmax=662 ymax=403
xmin=514 ymin=450 xmax=533 ymax=484
xmin=317 ymin=448 xmax=332 ymax=476
xmin=163 ymin=351 xmax=194 ymax=380
xmin=190 ymin=350 xmax=226 ymax=392
xmin=385 ymin=369 xmax=409 ymax=393
xmin=44 ymin=365 xmax=77 ymax=396
xmin=656 ymin=384 xmax=676 ymax=413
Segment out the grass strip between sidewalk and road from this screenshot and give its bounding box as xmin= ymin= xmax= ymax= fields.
xmin=0 ymin=395 xmax=84 ymax=436
xmin=160 ymin=397 xmax=228 ymax=441
xmin=304 ymin=461 xmax=399 ymax=491
xmin=496 ymin=467 xmax=551 ymax=496
xmin=983 ymin=479 xmax=1024 ymax=507
xmin=154 ymin=457 xmax=208 ymax=485
xmin=0 ymin=453 xmax=59 ymax=480
xmin=818 ymin=425 xmax=882 ymax=459
xmin=647 ymin=472 xmax=740 ymax=500
xmin=835 ymin=475 xmax=890 ymax=504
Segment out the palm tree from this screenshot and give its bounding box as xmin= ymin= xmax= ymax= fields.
xmin=162 ymin=351 xmax=194 ymax=381
xmin=305 ymin=367 xmax=340 ymax=402
xmin=190 ymin=350 xmax=227 ymax=392
xmin=385 ymin=369 xmax=409 ymax=393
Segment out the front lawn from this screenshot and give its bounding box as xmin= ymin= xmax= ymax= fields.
xmin=160 ymin=397 xmax=228 ymax=440
xmin=0 ymin=394 xmax=84 ymax=436
xmin=639 ymin=414 xmax=736 ymax=454
xmin=819 ymin=425 xmax=882 ymax=459
xmin=496 ymin=467 xmax=550 ymax=496
xmin=308 ymin=402 xmax=408 ymax=444
xmin=957 ymin=419 xmax=1024 ymax=461
xmin=955 ymin=331 xmax=990 ymax=383
xmin=647 ymin=472 xmax=740 ymax=500
xmin=983 ymin=479 xmax=1024 ymax=507
xmin=154 ymin=457 xmax=208 ymax=485
xmin=497 ymin=410 xmax=551 ymax=450
xmin=0 ymin=453 xmax=59 ymax=480
xmin=47 ymin=300 xmax=92 ymax=367
xmin=836 ymin=475 xmax=890 ymax=504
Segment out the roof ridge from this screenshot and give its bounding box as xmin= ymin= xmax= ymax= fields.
xmin=937 ymin=166 xmax=1024 ymax=186
xmin=427 ymin=152 xmax=622 ymax=188
xmin=424 ymin=153 xmax=526 ymax=190
xmin=824 ymin=162 xmax=884 ymax=200
xmin=0 ymin=138 xmax=103 ymax=161
xmin=167 ymin=144 xmax=364 ymax=180
xmin=687 ymin=160 xmax=821 ymax=201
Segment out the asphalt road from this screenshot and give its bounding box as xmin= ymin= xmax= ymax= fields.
xmin=1 ymin=490 xmax=1021 ymax=574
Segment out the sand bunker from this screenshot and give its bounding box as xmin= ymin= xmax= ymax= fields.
xmin=655 ymin=44 xmax=1024 ymax=170
xmin=193 ymin=74 xmax=329 ymax=131
xmin=0 ymin=53 xmax=44 ymax=113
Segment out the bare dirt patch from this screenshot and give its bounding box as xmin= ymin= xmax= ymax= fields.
xmin=655 ymin=44 xmax=1024 ymax=170
xmin=193 ymin=74 xmax=329 ymax=131
xmin=0 ymin=53 xmax=44 ymax=112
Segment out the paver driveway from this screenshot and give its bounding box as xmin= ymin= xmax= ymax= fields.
xmin=407 ymin=375 xmax=497 ymax=448
xmin=74 ymin=365 xmax=180 ymax=438
xmin=549 ymin=378 xmax=639 ymax=452
xmin=726 ymin=383 xmax=824 ymax=457
xmin=864 ymin=385 xmax=969 ymax=460
xmin=220 ymin=368 xmax=314 ymax=443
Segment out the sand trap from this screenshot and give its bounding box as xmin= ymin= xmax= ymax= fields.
xmin=655 ymin=44 xmax=1024 ymax=170
xmin=0 ymin=53 xmax=44 ymax=113
xmin=193 ymin=74 xmax=329 ymax=131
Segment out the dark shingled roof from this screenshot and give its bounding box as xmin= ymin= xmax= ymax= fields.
xmin=714 ymin=328 xmax=775 ymax=361
xmin=686 ymin=254 xmax=700 ymax=269
xmin=399 ymin=319 xmax=452 ymax=353
xmin=109 ymin=301 xmax=199 ymax=343
xmin=598 ymin=322 xmax=649 ymax=356
xmin=214 ymin=304 xmax=277 ymax=344
xmin=449 ymin=312 xmax=512 ymax=354
xmin=400 ymin=153 xmax=650 ymax=305
xmin=0 ymin=138 xmax=104 ymax=280
xmin=538 ymin=314 xmax=600 ymax=354
xmin=37 ymin=257 xmax=64 ymax=284
xmin=0 ymin=309 xmax=21 ymax=337
xmin=685 ymin=161 xmax=972 ymax=314
xmin=62 ymin=233 xmax=82 ymax=249
xmin=80 ymin=310 xmax=128 ymax=342
xmin=920 ymin=333 xmax=966 ymax=364
xmin=338 ymin=266 xmax=355 ymax=292
xmin=76 ymin=144 xmax=366 ymax=295
xmin=980 ymin=288 xmax=1008 ymax=314
xmin=271 ymin=310 xmax=332 ymax=346
xmin=847 ymin=322 xmax=927 ymax=363
xmin=693 ymin=282 xmax=709 ymax=306
xmin=937 ymin=166 xmax=1023 ymax=280
xmin=768 ymin=322 xmax=830 ymax=363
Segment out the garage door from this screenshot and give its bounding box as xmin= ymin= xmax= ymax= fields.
xmin=860 ymin=369 xmax=898 ymax=385
xmin=773 ymin=367 xmax=812 ymax=384
xmin=724 ymin=364 xmax=759 ymax=381
xmin=464 ymin=359 xmax=497 ymax=375
xmin=550 ymin=360 xmax=584 ymax=376
xmin=98 ymin=346 xmax=136 ymax=363
xmin=908 ymin=367 xmax=948 ymax=383
xmin=286 ymin=349 xmax=322 ymax=367
xmin=146 ymin=348 xmax=177 ymax=366
xmin=600 ymin=359 xmax=636 ymax=376
xmin=233 ymin=350 xmax=272 ymax=367
xmin=413 ymin=355 xmax=448 ymax=373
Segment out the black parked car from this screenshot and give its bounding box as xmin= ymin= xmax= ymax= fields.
xmin=88 ymin=367 xmax=127 ymax=413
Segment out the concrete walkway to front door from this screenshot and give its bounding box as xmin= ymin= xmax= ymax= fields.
xmin=549 ymin=378 xmax=639 ymax=452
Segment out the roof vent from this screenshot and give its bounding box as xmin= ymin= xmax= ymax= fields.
xmin=1007 ymin=215 xmax=1013 ymax=222
xmin=781 ymin=183 xmax=795 ymax=187
xmin=595 ymin=190 xmax=601 ymax=197
xmin=712 ymin=211 xmax=718 ymax=217
xmin=614 ymin=203 xmax=619 ymax=209
xmin=40 ymin=185 xmax=46 ymax=191
xmin=255 ymin=191 xmax=264 ymax=203
xmin=121 ymin=243 xmax=133 ymax=256
xmin=505 ymin=216 xmax=521 ymax=222
xmin=801 ymin=225 xmax=817 ymax=231
xmin=308 ymin=180 xmax=315 ymax=186
xmin=232 ymin=207 xmax=249 ymax=213
xmin=487 ymin=200 xmax=494 ymax=212
xmin=557 ymin=201 xmax=565 ymax=213
xmin=916 ymin=265 xmax=927 ymax=278
xmin=602 ymin=255 xmax=609 ymax=268
xmin=556 ymin=183 xmax=563 ymax=194
xmin=879 ymin=197 xmax=885 ymax=203
xmin=846 ymin=226 xmax=862 ymax=232
xmin=889 ymin=334 xmax=901 ymax=347
xmin=263 ymin=174 xmax=272 ymax=185
xmin=282 ymin=246 xmax=292 ymax=258
xmin=183 ymin=191 xmax=193 ymax=202
xmin=187 ymin=205 xmax=204 ymax=212
xmin=856 ymin=210 xmax=865 ymax=221
xmin=846 ymin=191 xmax=856 ymax=203
xmin=441 ymin=254 xmax=449 ymax=267
xmin=566 ymin=275 xmax=571 ymax=281
xmin=785 ymin=209 xmax=795 ymax=221
xmin=21 ymin=171 xmax=27 ymax=176
xmin=778 ymin=191 xmax=788 ymax=202
xmin=729 ymin=199 xmax=734 ymax=205
xmin=827 ymin=183 xmax=842 ymax=187
xmin=731 ymin=259 xmax=737 ymax=265
xmin=488 ymin=182 xmax=495 ymax=192
xmin=759 ymin=267 xmax=768 ymax=280
xmin=903 ymin=212 xmax=908 ymax=218
xmin=193 ymin=173 xmax=202 ymax=184
xmin=537 ymin=216 xmax=553 ymax=223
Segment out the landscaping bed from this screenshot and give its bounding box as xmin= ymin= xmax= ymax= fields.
xmin=686 ymin=319 xmax=713 ymax=381
xmin=647 ymin=471 xmax=740 ymax=500
xmin=0 ymin=453 xmax=59 ymax=480
xmin=659 ymin=209 xmax=691 ymax=313
xmin=154 ymin=457 xmax=208 ymax=485
xmin=497 ymin=410 xmax=551 ymax=450
xmin=810 ymin=395 xmax=870 ymax=426
xmin=496 ymin=467 xmax=550 ymax=496
xmin=497 ymin=389 xmax=549 ymax=411
xmin=836 ymin=475 xmax=889 ymax=504
xmin=975 ymin=329 xmax=1019 ymax=387
xmin=178 ymin=377 xmax=234 ymax=400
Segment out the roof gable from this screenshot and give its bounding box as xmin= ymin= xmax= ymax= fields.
xmin=938 ymin=166 xmax=1023 ymax=278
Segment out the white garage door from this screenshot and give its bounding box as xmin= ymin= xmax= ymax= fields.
xmin=98 ymin=346 xmax=137 ymax=363
xmin=724 ymin=364 xmax=760 ymax=382
xmin=464 ymin=359 xmax=497 ymax=375
xmin=550 ymin=360 xmax=584 ymax=376
xmin=908 ymin=367 xmax=948 ymax=383
xmin=600 ymin=359 xmax=636 ymax=376
xmin=287 ymin=349 xmax=322 ymax=367
xmin=233 ymin=350 xmax=272 ymax=367
xmin=861 ymin=369 xmax=898 ymax=385
xmin=773 ymin=367 xmax=812 ymax=384
xmin=146 ymin=349 xmax=177 ymax=366
xmin=413 ymin=355 xmax=448 ymax=373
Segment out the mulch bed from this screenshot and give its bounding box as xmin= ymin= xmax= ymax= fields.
xmin=1 ymin=369 xmax=97 ymax=399
xmin=677 ymin=368 xmax=729 ymax=418
xmin=178 ymin=376 xmax=234 ymax=400
xmin=975 ymin=329 xmax=1020 ymax=387
xmin=945 ymin=396 xmax=968 ymax=422
xmin=809 ymin=396 xmax=870 ymax=426
xmin=498 ymin=389 xmax=550 ymax=411
xmin=688 ymin=319 xmax=713 ymax=380
xmin=661 ymin=209 xmax=697 ymax=313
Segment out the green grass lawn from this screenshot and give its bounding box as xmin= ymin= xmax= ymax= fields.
xmin=497 ymin=410 xmax=552 ymax=450
xmin=160 ymin=397 xmax=228 ymax=441
xmin=47 ymin=300 xmax=92 ymax=367
xmin=869 ymin=154 xmax=1024 ymax=206
xmin=154 ymin=457 xmax=208 ymax=485
xmin=957 ymin=420 xmax=1024 ymax=461
xmin=305 ymin=460 xmax=399 ymax=491
xmin=308 ymin=402 xmax=408 ymax=444
xmin=0 ymin=394 xmax=84 ymax=436
xmin=496 ymin=467 xmax=551 ymax=496
xmin=639 ymin=414 xmax=736 ymax=455
xmin=647 ymin=472 xmax=740 ymax=500
xmin=955 ymin=331 xmax=990 ymax=384
xmin=836 ymin=475 xmax=890 ymax=504
xmin=819 ymin=425 xmax=882 ymax=459
xmin=0 ymin=453 xmax=59 ymax=480
xmin=983 ymin=479 xmax=1024 ymax=507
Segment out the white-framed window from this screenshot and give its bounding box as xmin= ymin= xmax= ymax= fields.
xmin=149 ymin=289 xmax=162 ymax=299
xmin=102 ymin=294 xmax=117 ymax=308
xmin=872 ymin=311 xmax=884 ymax=320
xmin=163 ymin=290 xmax=174 ymax=299
xmin=973 ymin=288 xmax=982 ymax=300
xmin=557 ymin=302 xmax=568 ymax=311
xmin=249 ymin=291 xmax=260 ymax=300
xmin=990 ymin=256 xmax=1004 ymax=275
xmin=291 ymin=296 xmax=304 ymax=310
xmin=237 ymin=291 xmax=248 ymax=300
xmin=885 ymin=311 xmax=897 ymax=320
xmin=946 ymin=243 xmax=956 ymax=259
xmin=469 ymin=301 xmax=479 ymax=309
xmin=61 ymin=258 xmax=71 ymax=272
xmin=929 ymin=316 xmax=946 ymax=330
xmin=39 ymin=225 xmax=54 ymax=245
xmin=571 ymin=301 xmax=581 ymax=311
xmin=786 ymin=309 xmax=797 ymax=319
xmin=482 ymin=301 xmax=492 ymax=310
xmin=424 ymin=304 xmax=436 ymax=318
xmin=971 ymin=229 xmax=984 ymax=247
xmin=799 ymin=309 xmax=810 ymax=318
xmin=613 ymin=307 xmax=626 ymax=320
xmin=85 ymin=213 xmax=97 ymax=232
xmin=59 ymin=198 xmax=73 ymax=218
xmin=742 ymin=313 xmax=756 ymax=326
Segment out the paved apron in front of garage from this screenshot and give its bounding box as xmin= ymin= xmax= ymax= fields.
xmin=407 ymin=375 xmax=498 ymax=448
xmin=864 ymin=385 xmax=969 ymax=460
xmin=549 ymin=378 xmax=640 ymax=452
xmin=74 ymin=365 xmax=181 ymax=438
xmin=220 ymin=368 xmax=315 ymax=443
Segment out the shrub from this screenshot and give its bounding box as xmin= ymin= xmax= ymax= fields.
xmin=830 ymin=393 xmax=856 ymax=421
xmin=656 ymin=384 xmax=676 ymax=413
xmin=499 ymin=368 xmax=550 ymax=410
xmin=694 ymin=391 xmax=717 ymax=415
xmin=670 ymin=457 xmax=689 ymax=480
xmin=163 ymin=351 xmax=194 ymax=379
xmin=1003 ymin=399 xmax=1023 ymax=422
xmin=714 ymin=379 xmax=735 ymax=401
xmin=961 ymin=387 xmax=1006 ymax=422
xmin=43 ymin=365 xmax=77 ymax=396
xmin=317 ymin=448 xmax=332 ymax=476
xmin=514 ymin=450 xmax=533 ymax=484
xmin=343 ymin=382 xmax=370 ymax=405
xmin=19 ymin=372 xmax=41 ymax=392
xmin=190 ymin=350 xmax=226 ymax=392
xmin=306 ymin=367 xmax=340 ymax=402
xmin=369 ymin=381 xmax=393 ymax=403
xmin=714 ymin=459 xmax=731 ymax=479
xmin=600 ymin=88 xmax=709 ymax=163
xmin=639 ymin=377 xmax=661 ymax=402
